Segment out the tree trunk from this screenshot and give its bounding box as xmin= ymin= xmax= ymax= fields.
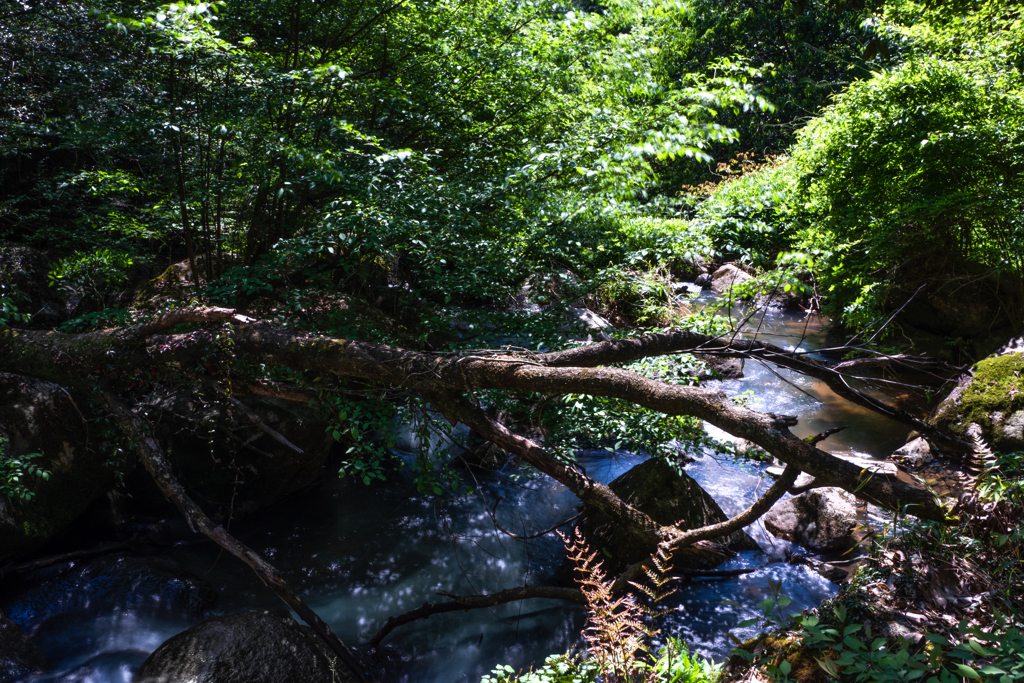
xmin=0 ymin=310 xmax=949 ymax=527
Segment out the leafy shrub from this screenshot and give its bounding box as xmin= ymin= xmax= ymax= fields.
xmin=795 ymin=605 xmax=1024 ymax=683
xmin=611 ymin=217 xmax=712 ymax=276
xmin=788 ymin=57 xmax=1024 ymax=330
xmin=689 ymin=160 xmax=798 ymax=268
xmin=48 ymin=248 xmax=136 ymax=306
xmin=57 ymin=307 xmax=132 ymax=332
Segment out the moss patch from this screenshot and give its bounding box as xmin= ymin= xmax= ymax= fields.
xmin=948 ymin=354 xmax=1024 ymax=434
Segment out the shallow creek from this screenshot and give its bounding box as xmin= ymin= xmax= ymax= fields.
xmin=5 ymin=300 xmax=915 ymax=683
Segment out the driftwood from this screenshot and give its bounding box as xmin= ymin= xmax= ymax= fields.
xmin=0 ymin=540 xmax=136 ymax=579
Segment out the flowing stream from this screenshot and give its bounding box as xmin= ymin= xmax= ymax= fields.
xmin=2 ymin=298 xmax=916 ymax=683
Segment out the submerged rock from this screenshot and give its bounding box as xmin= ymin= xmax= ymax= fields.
xmin=133 ymin=609 xmax=359 ymax=683
xmin=1 ymin=553 xmax=215 ymax=658
xmin=0 ymin=609 xmax=46 ymax=683
xmin=577 ymin=458 xmax=761 ymax=573
xmin=763 ymin=488 xmax=858 ymax=552
xmin=0 ymin=373 xmax=113 ymax=562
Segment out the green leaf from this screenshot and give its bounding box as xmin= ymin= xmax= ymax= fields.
xmin=954 ymin=665 xmax=981 ymax=680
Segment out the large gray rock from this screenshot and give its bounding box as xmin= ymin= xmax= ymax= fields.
xmin=694 ymin=354 xmax=744 ymax=380
xmin=763 ymin=488 xmax=858 ymax=552
xmin=710 ymin=264 xmax=753 ymax=295
xmin=561 ymin=307 xmax=613 ymax=342
xmin=0 ymin=609 xmax=45 ymax=683
xmin=0 ymin=373 xmax=113 ymax=562
xmin=133 ymin=609 xmax=359 ymax=683
xmin=577 ymin=459 xmax=761 ymax=573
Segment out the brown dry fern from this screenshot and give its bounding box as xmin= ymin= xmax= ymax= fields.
xmin=560 ymin=529 xmax=677 ymax=683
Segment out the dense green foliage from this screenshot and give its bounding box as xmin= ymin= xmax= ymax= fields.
xmin=0 ymin=0 xmax=764 ymax=347
xmin=684 ymin=0 xmax=1024 ymax=336
xmin=0 ymin=436 xmax=49 ymax=501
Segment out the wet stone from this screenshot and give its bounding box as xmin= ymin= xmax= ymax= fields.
xmin=577 ymin=458 xmax=761 ymax=574
xmin=0 ymin=609 xmax=46 ymax=683
xmin=763 ymin=488 xmax=858 ymax=553
xmin=133 ymin=609 xmax=359 ymax=683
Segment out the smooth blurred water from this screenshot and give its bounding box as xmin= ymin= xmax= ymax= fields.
xmin=6 ymin=299 xmax=913 ymax=683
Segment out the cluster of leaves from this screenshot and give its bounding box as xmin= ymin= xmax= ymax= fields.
xmin=648 ymin=0 xmax=879 ymax=194
xmin=684 ymin=157 xmax=797 ymax=269
xmin=788 ymin=49 xmax=1024 ymax=331
xmin=795 ymin=605 xmax=1024 ymax=683
xmin=481 ymin=640 xmax=719 ymax=683
xmin=672 ymin=0 xmax=1024 ymax=338
xmin=321 ymin=393 xmax=397 ymax=486
xmin=0 ymin=436 xmax=50 ymax=501
xmin=0 ymin=0 xmax=773 ymax=347
xmin=542 ymin=354 xmax=720 ymax=463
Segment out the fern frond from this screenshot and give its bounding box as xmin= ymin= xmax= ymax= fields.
xmin=971 ymin=431 xmax=999 ymax=482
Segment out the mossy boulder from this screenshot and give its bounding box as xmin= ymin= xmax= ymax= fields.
xmin=133 ymin=254 xmax=242 ymax=310
xmin=930 ymin=350 xmax=1024 ymax=452
xmin=577 ymin=458 xmax=761 ymax=574
xmin=0 ymin=373 xmax=114 ymax=562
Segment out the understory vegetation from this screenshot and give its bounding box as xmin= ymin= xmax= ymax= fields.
xmin=1 ymin=0 xmax=1023 ymax=681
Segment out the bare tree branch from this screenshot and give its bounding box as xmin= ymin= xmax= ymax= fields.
xmin=365 ymin=585 xmax=585 ymax=647
xmin=101 ymin=392 xmax=367 ymax=682
xmin=205 ymin=380 xmax=304 ymax=454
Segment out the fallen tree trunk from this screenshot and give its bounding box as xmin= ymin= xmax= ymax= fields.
xmin=0 ymin=311 xmax=949 ymax=528
xmin=0 ymin=308 xmax=960 ymax=654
